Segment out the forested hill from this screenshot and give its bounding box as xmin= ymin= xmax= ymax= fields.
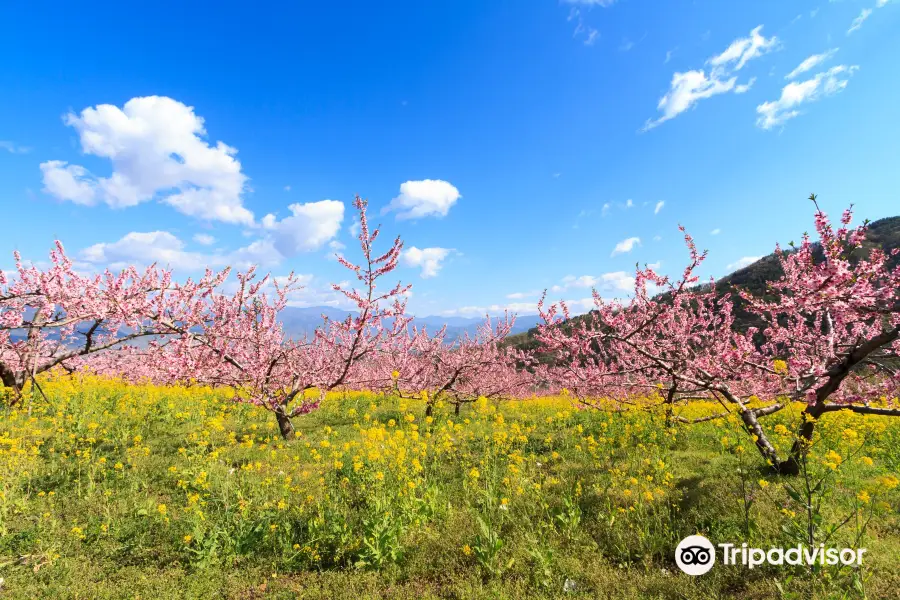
xmin=504 ymin=215 xmax=900 ymax=355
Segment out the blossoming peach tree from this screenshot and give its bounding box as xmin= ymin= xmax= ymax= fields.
xmin=537 ymin=197 xmax=900 ymax=474
xmin=0 ymin=242 xmax=226 ymax=403
xmin=375 ymin=314 xmax=534 ymax=416
xmin=135 ymin=195 xmax=410 ymax=439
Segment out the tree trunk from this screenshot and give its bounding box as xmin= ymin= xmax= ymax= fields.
xmin=663 ymin=384 xmax=676 ymax=428
xmin=777 ymin=403 xmax=825 ymax=475
xmin=737 ymin=408 xmax=786 ymax=474
xmin=0 ymin=368 xmax=25 ymax=407
xmin=425 ymin=402 xmax=434 ymax=418
xmin=454 ymin=402 xmax=461 ymax=416
xmin=274 ymin=404 xmax=296 ymax=440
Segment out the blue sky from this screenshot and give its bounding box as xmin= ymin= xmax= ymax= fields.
xmin=1 ymin=0 xmax=898 ymax=317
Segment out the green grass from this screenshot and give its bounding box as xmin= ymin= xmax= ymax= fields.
xmin=1 ymin=377 xmax=899 ymax=599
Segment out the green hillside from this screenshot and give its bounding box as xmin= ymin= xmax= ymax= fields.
xmin=505 ymin=215 xmax=900 ymax=356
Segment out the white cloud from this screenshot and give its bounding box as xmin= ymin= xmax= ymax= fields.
xmin=402 ymin=246 xmax=453 ymax=278
xmin=601 ymin=202 xmax=611 ymax=216
xmin=228 ymin=240 xmax=284 ymax=268
xmin=326 ymin=239 xmax=346 ymax=261
xmin=734 ymin=78 xmax=756 ymax=93
xmin=726 ymin=256 xmax=761 ymax=271
xmin=876 ymin=0 xmax=893 ymax=6
xmin=654 ymin=201 xmax=665 ymax=214
xmin=708 ymin=25 xmax=779 ymax=73
xmin=262 ymin=200 xmax=344 ymax=256
xmin=506 ymin=291 xmax=542 ymax=300
xmin=653 ymin=235 xmax=662 ymax=242
xmin=557 ymin=272 xmax=635 ymax=293
xmin=786 ymin=49 xmax=838 ymax=79
xmin=0 ymin=140 xmax=31 ymax=154
xmin=385 ymin=179 xmax=460 ymax=220
xmin=644 ymin=26 xmax=777 ymax=130
xmin=284 ymin=185 xmax=291 ymax=192
xmin=847 ymin=8 xmax=872 ymax=34
xmin=40 ymin=96 xmax=253 ymax=225
xmin=625 ymin=198 xmax=634 ymax=208
xmin=644 ymin=70 xmax=737 ymax=130
xmin=664 ymin=48 xmax=676 ymax=64
xmin=756 ymin=65 xmax=858 ymax=130
xmin=710 ymin=228 xmax=721 ymax=235
xmin=81 ymin=232 xmax=202 ymax=270
xmin=440 ymin=297 xmax=597 ymax=318
xmin=445 ymin=270 xmax=648 ymax=318
xmin=80 ymin=231 xmax=286 ymax=272
xmin=611 ymin=237 xmax=641 ymax=257
xmin=193 ymin=233 xmax=215 ymax=246
xmin=40 ymin=161 xmax=98 ymax=205
xmin=584 ymin=29 xmax=600 ymax=46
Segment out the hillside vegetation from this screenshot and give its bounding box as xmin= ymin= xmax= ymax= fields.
xmin=504 ymin=215 xmax=900 ymax=356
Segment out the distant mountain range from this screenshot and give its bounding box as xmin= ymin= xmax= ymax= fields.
xmin=10 ymin=304 xmax=541 ymax=346
xmin=279 ymin=307 xmax=543 ymax=342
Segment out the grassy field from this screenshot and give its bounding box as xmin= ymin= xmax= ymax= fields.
xmin=1 ymin=376 xmax=899 ymax=599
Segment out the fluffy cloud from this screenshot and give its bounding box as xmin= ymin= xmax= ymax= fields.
xmin=785 ymin=49 xmax=838 ymax=80
xmin=654 ymin=201 xmax=665 ymax=215
xmin=734 ymin=78 xmax=756 ymax=94
xmin=552 ymin=271 xmax=636 ymax=294
xmin=78 ymin=200 xmax=344 ymax=274
xmin=80 ymin=231 xmax=284 ymax=273
xmin=385 ymin=180 xmax=460 ymax=220
xmin=756 ymin=65 xmax=858 ymax=130
xmin=81 ymin=232 xmax=204 ymax=271
xmin=611 ymin=237 xmax=641 ymax=257
xmin=39 ymin=96 xmax=253 ymax=225
xmin=262 ymin=200 xmax=344 ymax=256
xmin=193 ymin=233 xmax=216 ymax=246
xmin=710 ymin=228 xmax=721 ymax=235
xmin=726 ymin=256 xmax=761 ymax=271
xmin=40 ymin=161 xmax=97 ymax=205
xmin=644 ymin=26 xmax=777 ymax=130
xmin=402 ymin=246 xmax=453 ymax=278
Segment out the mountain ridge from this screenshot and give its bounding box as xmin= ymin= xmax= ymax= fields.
xmin=503 ymin=215 xmax=900 ymax=355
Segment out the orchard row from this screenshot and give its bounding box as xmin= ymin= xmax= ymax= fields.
xmin=2 ymin=195 xmax=899 ymax=475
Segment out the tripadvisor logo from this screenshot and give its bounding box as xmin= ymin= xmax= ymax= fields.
xmin=675 ymin=535 xmax=716 ymax=575
xmin=674 ymin=535 xmax=867 ymax=576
